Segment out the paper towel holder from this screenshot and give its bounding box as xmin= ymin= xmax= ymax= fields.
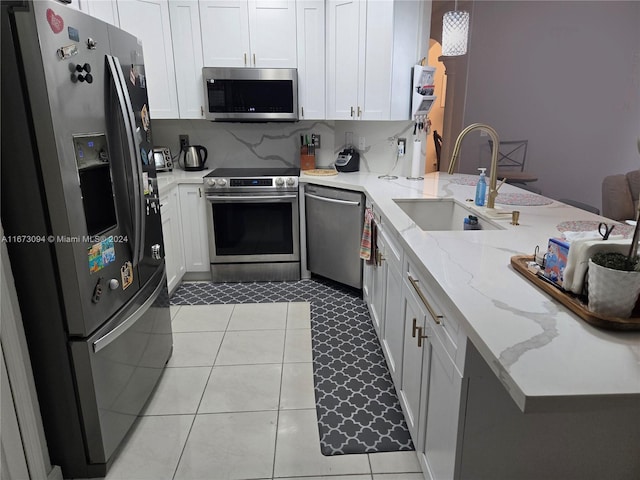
xmin=407 ymin=138 xmax=424 ymax=180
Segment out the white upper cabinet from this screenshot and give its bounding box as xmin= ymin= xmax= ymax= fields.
xmin=200 ymin=0 xmax=251 ymax=67
xmin=359 ymin=0 xmax=393 ymax=120
xmin=200 ymin=0 xmax=297 ymax=68
xmin=72 ymin=0 xmax=120 ymax=26
xmin=296 ymin=0 xmax=325 ymax=119
xmin=247 ymin=0 xmax=297 ymax=67
xmin=326 ymin=0 xmax=393 ymax=120
xmin=326 ymin=0 xmax=362 ymax=119
xmin=168 ymin=0 xmax=205 ymax=118
xmin=327 ymin=0 xmax=423 ymax=121
xmin=118 ymin=0 xmax=179 ymax=119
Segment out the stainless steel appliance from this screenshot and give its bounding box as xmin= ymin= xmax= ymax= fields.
xmin=204 ymin=167 xmax=300 ymax=282
xmin=1 ymin=2 xmax=172 ymax=478
xmin=202 ymin=67 xmax=298 ymax=122
xmin=304 ymin=184 xmax=365 ymax=288
xmin=180 ymin=144 xmax=208 ymax=171
xmin=153 ymin=146 xmax=173 ymax=171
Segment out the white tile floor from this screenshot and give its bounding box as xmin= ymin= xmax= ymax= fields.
xmin=105 ymin=302 xmax=422 ymax=480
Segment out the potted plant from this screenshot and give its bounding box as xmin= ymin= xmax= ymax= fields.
xmin=588 ymin=251 xmax=640 ymax=318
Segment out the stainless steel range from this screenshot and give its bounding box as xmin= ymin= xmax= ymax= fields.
xmin=204 ymin=167 xmax=300 ymax=282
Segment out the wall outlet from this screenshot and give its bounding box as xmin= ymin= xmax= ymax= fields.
xmin=398 ymin=138 xmax=406 ymax=156
xmin=179 ymin=134 xmax=189 ymax=151
xmin=311 ymin=134 xmax=321 ymax=149
xmin=358 ymin=136 xmax=366 ymax=150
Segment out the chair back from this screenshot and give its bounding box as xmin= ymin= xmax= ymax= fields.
xmin=488 ymin=139 xmax=528 ymax=172
xmin=433 ymin=130 xmax=443 ymax=171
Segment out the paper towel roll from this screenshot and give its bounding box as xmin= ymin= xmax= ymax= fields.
xmin=410 ymin=139 xmax=422 ymax=178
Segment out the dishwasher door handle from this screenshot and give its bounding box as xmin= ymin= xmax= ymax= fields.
xmin=304 ymin=192 xmax=361 ymax=206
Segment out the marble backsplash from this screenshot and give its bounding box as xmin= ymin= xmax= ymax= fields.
xmin=151 ymin=119 xmax=425 ymax=177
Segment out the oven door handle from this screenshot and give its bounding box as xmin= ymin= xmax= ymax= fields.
xmin=206 ymin=194 xmax=297 ymax=202
xmin=304 ymin=192 xmax=361 ymax=206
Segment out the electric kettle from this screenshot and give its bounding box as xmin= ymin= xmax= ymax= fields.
xmin=181 ymin=145 xmax=208 ymax=171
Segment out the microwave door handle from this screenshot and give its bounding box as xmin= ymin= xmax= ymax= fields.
xmin=106 ymin=55 xmax=145 ymax=267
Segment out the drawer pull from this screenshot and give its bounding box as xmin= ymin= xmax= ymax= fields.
xmin=417 ymin=326 xmax=429 ymax=348
xmin=408 ymin=275 xmax=443 ymax=325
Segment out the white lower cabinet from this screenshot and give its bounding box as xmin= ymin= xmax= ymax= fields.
xmin=398 ymin=276 xmax=430 ymax=441
xmin=379 ymin=226 xmax=404 ymax=386
xmin=362 ymin=202 xmax=468 ymax=480
xmin=177 ymin=184 xmax=210 ymax=272
xmin=160 ymin=187 xmax=186 ymax=294
xmin=420 ymin=332 xmax=464 ymax=480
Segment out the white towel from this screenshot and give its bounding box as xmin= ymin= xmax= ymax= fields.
xmin=562 ymin=238 xmax=632 ymax=294
xmin=562 ymin=231 xmax=602 ymax=242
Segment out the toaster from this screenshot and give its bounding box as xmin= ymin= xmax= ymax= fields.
xmin=153 ymin=147 xmax=173 ymax=172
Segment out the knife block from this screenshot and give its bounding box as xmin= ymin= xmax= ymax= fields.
xmin=300 ymin=146 xmax=316 ymax=170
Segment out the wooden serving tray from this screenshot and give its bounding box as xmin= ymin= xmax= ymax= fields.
xmin=510 ymin=255 xmax=640 ymax=331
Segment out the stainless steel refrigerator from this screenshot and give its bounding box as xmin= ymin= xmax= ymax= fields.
xmin=1 ymin=1 xmax=173 ymax=477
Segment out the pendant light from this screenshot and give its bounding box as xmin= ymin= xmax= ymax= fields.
xmin=442 ymin=1 xmax=469 ymax=56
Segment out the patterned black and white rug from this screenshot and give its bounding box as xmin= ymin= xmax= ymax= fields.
xmin=170 ymin=277 xmax=414 ymax=456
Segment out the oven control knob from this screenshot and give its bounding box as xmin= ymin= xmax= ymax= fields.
xmin=206 ymin=178 xmax=216 ymax=186
xmin=286 ymin=177 xmax=295 ymax=186
xmin=216 ymin=178 xmax=227 ymax=186
xmin=275 ymin=177 xmax=284 ymax=186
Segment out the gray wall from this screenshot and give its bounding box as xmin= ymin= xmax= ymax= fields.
xmin=455 ymin=1 xmax=640 ymax=212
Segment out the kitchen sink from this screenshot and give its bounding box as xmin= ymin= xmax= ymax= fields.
xmin=393 ymin=198 xmax=504 ymax=231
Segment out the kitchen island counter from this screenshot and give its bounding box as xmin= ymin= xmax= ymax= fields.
xmin=299 ymin=171 xmax=640 ymax=413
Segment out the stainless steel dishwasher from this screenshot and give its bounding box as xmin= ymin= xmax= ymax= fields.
xmin=304 ymin=184 xmax=365 ymax=289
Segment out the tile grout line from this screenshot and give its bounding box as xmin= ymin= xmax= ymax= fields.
xmin=170 ymin=303 xmax=236 ymax=480
xmin=271 ymin=301 xmax=290 ymax=480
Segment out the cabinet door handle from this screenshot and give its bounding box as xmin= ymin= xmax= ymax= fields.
xmin=350 ymin=106 xmax=354 ymax=117
xmin=357 ymin=106 xmax=362 ymax=117
xmin=244 ymin=53 xmax=247 ymax=65
xmin=412 ymin=317 xmax=419 ymax=338
xmin=408 ymin=275 xmax=443 ymax=325
xmin=376 ymin=251 xmax=384 ymax=266
xmin=417 ymin=326 xmax=429 ymax=348
xmin=301 ymin=106 xmax=304 ymax=118
xmin=253 ymin=53 xmax=256 ymax=65
xmin=201 ymin=105 xmax=204 ymax=117
xmin=198 ymin=187 xmax=202 ymax=198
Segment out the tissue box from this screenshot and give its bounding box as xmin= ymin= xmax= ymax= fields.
xmin=544 ymin=238 xmax=570 ymax=286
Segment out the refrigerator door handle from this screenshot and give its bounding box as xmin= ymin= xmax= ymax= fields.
xmin=93 ymin=268 xmax=166 ymax=353
xmin=105 ymin=55 xmax=145 ymax=267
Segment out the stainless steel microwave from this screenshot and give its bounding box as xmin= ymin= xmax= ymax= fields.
xmin=202 ymin=67 xmax=298 ymax=122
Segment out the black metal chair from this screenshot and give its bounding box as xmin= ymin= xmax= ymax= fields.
xmin=488 ymin=139 xmax=537 ymax=185
xmin=433 ymin=130 xmax=443 ymax=171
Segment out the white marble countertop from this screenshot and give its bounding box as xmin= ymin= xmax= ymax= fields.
xmin=159 ymin=168 xmax=640 ymax=412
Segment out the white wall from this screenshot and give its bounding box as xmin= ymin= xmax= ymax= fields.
xmin=455 ymin=1 xmax=640 ymax=211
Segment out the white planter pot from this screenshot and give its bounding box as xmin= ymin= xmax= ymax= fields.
xmin=587 ymin=259 xmax=640 ymax=318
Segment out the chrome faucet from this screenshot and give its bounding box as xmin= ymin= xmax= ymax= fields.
xmin=447 ymin=123 xmax=502 ymax=209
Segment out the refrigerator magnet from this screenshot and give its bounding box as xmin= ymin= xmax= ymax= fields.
xmin=101 ymin=236 xmax=115 ymax=267
xmin=121 ymin=261 xmax=133 ymax=290
xmin=141 ymin=104 xmax=149 ymax=131
xmin=142 ymin=172 xmax=150 ymax=195
xmin=88 ymin=243 xmax=103 ymax=273
xmin=46 ymin=9 xmax=64 ymax=34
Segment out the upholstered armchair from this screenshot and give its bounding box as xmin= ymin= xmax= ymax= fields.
xmin=602 ymin=170 xmax=640 ymax=221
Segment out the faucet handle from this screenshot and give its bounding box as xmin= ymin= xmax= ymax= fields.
xmin=496 ymin=177 xmax=507 ymax=191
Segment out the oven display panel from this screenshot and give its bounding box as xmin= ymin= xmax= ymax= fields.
xmin=230 ymin=178 xmax=273 ymax=187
